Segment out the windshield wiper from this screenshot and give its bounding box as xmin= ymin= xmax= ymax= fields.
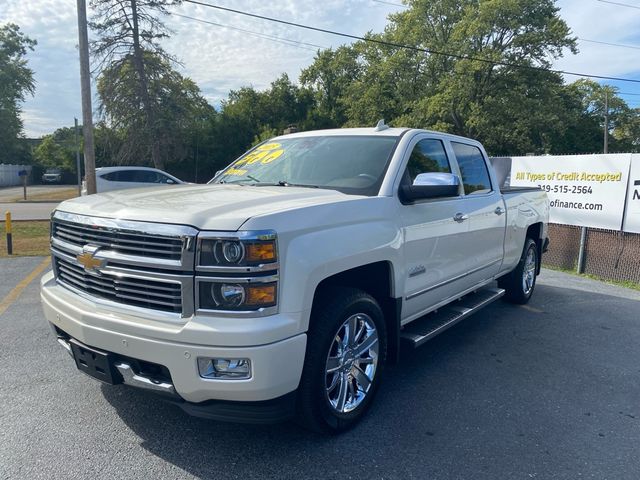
xmin=251 ymin=180 xmax=319 ymax=188
xmin=219 ymin=174 xmax=260 ymax=185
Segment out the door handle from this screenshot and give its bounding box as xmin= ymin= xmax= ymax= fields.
xmin=494 ymin=206 xmax=505 ymax=215
xmin=453 ymin=212 xmax=469 ymax=223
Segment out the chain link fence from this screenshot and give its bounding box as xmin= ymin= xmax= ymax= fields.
xmin=543 ymin=224 xmax=640 ymax=284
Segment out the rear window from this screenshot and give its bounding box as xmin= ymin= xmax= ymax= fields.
xmin=451 ymin=142 xmax=492 ymax=195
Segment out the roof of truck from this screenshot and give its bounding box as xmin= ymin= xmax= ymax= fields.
xmin=273 ymin=126 xmax=482 ymax=146
xmin=274 ymin=127 xmax=409 ymax=140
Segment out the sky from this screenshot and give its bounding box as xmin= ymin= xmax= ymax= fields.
xmin=1 ymin=0 xmax=640 ymax=138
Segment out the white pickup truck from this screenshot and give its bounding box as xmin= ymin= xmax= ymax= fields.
xmin=41 ymin=124 xmax=549 ymax=433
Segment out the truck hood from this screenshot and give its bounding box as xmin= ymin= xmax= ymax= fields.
xmin=56 ymin=184 xmax=359 ymax=231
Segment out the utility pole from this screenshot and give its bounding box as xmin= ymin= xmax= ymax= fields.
xmin=604 ymin=90 xmax=609 ymax=154
xmin=76 ymin=0 xmax=97 ymax=194
xmin=74 ymin=118 xmax=82 ymax=196
xmin=579 ymin=88 xmax=612 ymax=274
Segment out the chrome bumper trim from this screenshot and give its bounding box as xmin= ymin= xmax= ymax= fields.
xmin=114 ymin=362 xmax=179 ymax=397
xmin=55 ymin=335 xmax=180 ymax=398
xmin=57 ymin=337 xmax=73 ymax=357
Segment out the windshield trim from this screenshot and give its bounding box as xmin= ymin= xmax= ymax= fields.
xmin=208 ymin=134 xmax=405 ymax=197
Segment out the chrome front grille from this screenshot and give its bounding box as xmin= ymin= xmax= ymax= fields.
xmin=55 ymin=256 xmax=183 ymax=313
xmin=52 ymin=219 xmax=184 ymax=260
xmin=50 ymin=211 xmax=197 ymax=319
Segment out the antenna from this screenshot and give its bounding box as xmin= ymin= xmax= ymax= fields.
xmin=374 ymin=119 xmax=389 ymax=131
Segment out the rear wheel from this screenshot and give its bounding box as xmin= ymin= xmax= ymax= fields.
xmin=499 ymin=238 xmax=538 ymax=304
xmin=296 ymin=288 xmax=386 ymax=433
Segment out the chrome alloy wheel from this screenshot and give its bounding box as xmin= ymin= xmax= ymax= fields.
xmin=325 ymin=313 xmax=379 ymax=414
xmin=522 ymin=247 xmax=537 ymax=296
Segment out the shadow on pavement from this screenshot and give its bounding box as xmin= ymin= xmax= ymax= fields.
xmin=102 ymin=283 xmax=640 ymax=479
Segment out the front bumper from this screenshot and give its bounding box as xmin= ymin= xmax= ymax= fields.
xmin=54 ymin=332 xmax=297 ymax=423
xmin=41 ymin=271 xmax=307 ymax=404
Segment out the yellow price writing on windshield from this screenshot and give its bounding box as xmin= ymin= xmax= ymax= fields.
xmin=226 ymin=168 xmax=247 ymax=176
xmin=235 ymin=143 xmax=285 ymax=166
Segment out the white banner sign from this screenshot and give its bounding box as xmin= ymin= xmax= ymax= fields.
xmin=623 ymin=155 xmax=640 ymax=234
xmin=510 ymin=154 xmax=632 ymax=230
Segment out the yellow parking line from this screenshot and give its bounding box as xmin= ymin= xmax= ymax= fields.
xmin=0 ymin=257 xmax=50 ymax=316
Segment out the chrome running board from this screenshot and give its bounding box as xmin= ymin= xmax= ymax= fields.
xmin=401 ymin=287 xmax=505 ymax=348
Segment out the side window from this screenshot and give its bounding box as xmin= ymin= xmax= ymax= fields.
xmin=451 ymin=142 xmax=492 ymax=195
xmin=405 ymin=139 xmax=451 ymax=184
xmin=101 ymin=171 xmax=134 ymax=182
xmin=117 ymin=170 xmax=137 ymax=182
xmin=133 ymin=170 xmax=159 ymax=183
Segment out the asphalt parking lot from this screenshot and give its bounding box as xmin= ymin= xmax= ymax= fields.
xmin=1 ymin=258 xmax=639 ymax=479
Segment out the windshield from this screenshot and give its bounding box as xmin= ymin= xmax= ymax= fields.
xmin=210 ymin=135 xmax=400 ymax=196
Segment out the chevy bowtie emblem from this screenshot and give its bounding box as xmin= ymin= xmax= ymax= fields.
xmin=77 ymin=246 xmax=105 ymax=272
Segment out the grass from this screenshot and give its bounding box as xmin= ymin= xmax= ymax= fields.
xmin=542 ymin=263 xmax=640 ymax=292
xmin=12 ymin=188 xmax=78 ymax=203
xmin=0 ymin=220 xmax=51 ymax=257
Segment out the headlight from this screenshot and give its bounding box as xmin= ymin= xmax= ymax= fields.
xmin=199 ymin=281 xmax=277 ymax=311
xmin=198 ymin=232 xmax=277 ymax=267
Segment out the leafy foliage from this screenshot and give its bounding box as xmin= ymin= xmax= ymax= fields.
xmin=90 ymin=0 xmax=183 ymax=168
xmin=33 ymin=128 xmax=79 ymax=171
xmin=0 ymin=23 xmax=36 ymax=163
xmin=23 ymin=0 xmax=640 ymax=184
xmin=97 ymin=52 xmax=214 ymax=167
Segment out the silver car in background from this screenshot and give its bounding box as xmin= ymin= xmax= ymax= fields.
xmin=81 ymin=166 xmax=185 ymax=195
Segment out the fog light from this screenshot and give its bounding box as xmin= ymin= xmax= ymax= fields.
xmin=197 ymin=357 xmax=251 ymax=379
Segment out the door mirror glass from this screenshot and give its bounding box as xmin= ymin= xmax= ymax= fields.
xmin=400 ymin=173 xmax=460 ymax=202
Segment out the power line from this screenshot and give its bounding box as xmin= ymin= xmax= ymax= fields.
xmin=618 ymin=91 xmax=640 ymax=96
xmin=182 ymin=0 xmax=640 ymax=84
xmin=170 ymin=12 xmax=326 ymax=52
xmin=596 ymin=0 xmax=640 ymax=9
xmin=371 ymin=0 xmax=408 ymax=7
xmin=374 ymin=5 xmax=640 ymax=54
xmin=579 ymin=37 xmax=640 ymax=51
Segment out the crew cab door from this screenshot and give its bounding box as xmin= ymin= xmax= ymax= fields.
xmin=398 ymin=136 xmax=472 ymax=322
xmin=450 ymin=141 xmax=506 ymax=283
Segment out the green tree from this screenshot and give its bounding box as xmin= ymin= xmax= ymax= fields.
xmin=561 ymin=80 xmax=638 ymax=153
xmin=0 ymin=23 xmax=36 ymax=163
xmin=90 ymin=0 xmax=182 ymax=169
xmin=33 ymin=135 xmax=75 ymax=171
xmin=616 ymin=109 xmax=640 ymax=151
xmin=300 ymin=46 xmax=362 ymax=127
xmin=212 ymin=74 xmax=317 ymax=167
xmin=302 ymin=0 xmax=578 ymax=155
xmin=97 ymin=52 xmax=214 ymax=168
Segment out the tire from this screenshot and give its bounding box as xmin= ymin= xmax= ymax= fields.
xmin=296 ymin=287 xmax=387 ymax=434
xmin=499 ymin=238 xmax=538 ymax=304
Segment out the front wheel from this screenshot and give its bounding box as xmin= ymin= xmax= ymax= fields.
xmin=296 ymin=288 xmax=386 ymax=434
xmin=499 ymin=238 xmax=538 ymax=304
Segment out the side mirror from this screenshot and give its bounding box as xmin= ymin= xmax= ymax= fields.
xmin=400 ymin=172 xmax=460 ymax=202
xmin=166 ymin=179 xmax=175 ymax=184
